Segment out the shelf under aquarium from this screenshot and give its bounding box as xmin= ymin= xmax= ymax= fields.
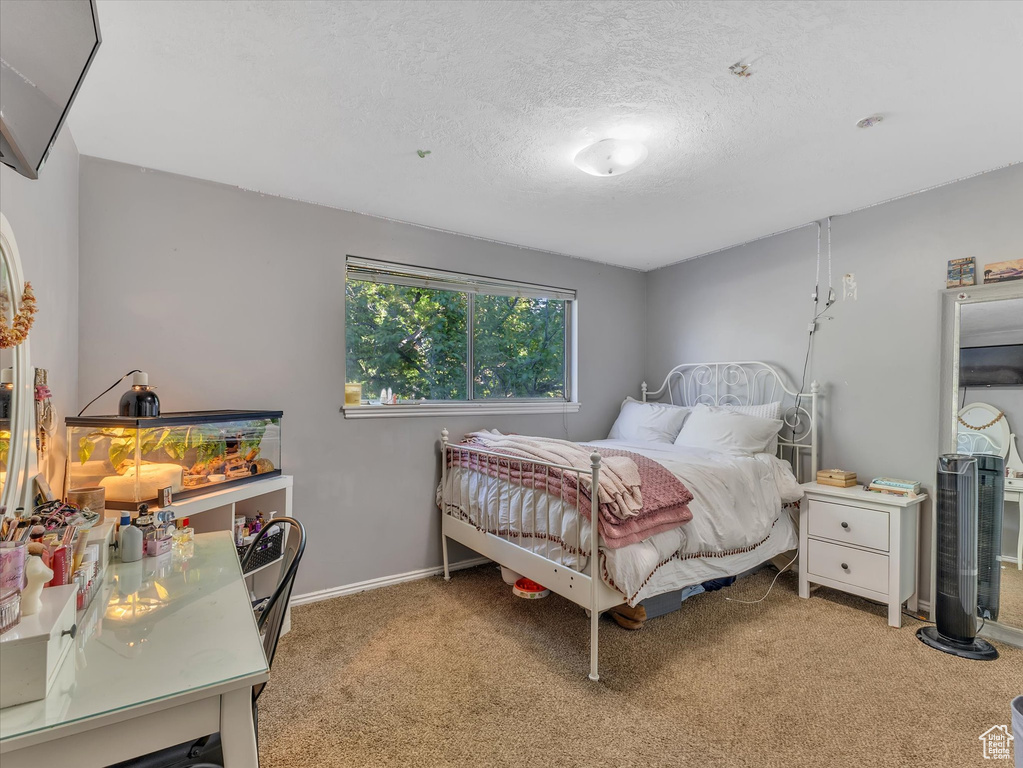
xmin=144 ymin=469 xmax=283 ymax=509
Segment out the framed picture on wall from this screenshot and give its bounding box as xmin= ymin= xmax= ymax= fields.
xmin=947 ymin=257 xmax=976 ymax=288
xmin=982 ymin=258 xmax=1023 ymax=284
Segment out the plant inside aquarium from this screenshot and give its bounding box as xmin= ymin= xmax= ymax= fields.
xmin=77 ymin=419 xmax=276 ymax=470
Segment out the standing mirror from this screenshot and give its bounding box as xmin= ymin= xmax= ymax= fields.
xmin=0 ymin=212 xmax=37 ymax=513
xmin=940 ymin=283 xmax=1023 ymax=648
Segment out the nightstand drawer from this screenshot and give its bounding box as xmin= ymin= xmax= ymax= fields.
xmin=808 ymin=499 xmax=889 ymax=552
xmin=807 ymin=539 xmax=889 ymax=594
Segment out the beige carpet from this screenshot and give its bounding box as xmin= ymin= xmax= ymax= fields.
xmin=258 ymin=566 xmax=1022 ymax=768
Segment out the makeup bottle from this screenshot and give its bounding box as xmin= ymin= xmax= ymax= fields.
xmin=119 ymin=519 xmax=143 ymax=563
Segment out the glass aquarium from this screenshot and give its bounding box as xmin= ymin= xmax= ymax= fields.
xmin=65 ymin=411 xmax=282 ymax=510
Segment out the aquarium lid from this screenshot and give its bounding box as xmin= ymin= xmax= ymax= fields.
xmin=65 ymin=410 xmax=283 ymax=428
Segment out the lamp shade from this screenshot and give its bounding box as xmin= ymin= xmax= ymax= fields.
xmin=118 ymin=371 xmax=159 ymax=417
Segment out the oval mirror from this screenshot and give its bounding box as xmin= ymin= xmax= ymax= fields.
xmin=0 ymin=213 xmax=36 ymax=512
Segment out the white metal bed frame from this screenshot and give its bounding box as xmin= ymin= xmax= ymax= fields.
xmin=439 ymin=361 xmax=820 ymax=681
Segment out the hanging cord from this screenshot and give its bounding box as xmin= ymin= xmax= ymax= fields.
xmin=795 ymin=221 xmax=835 ymax=412
xmin=77 ymin=370 xmax=141 ymax=417
xmin=725 ymin=550 xmax=799 ymax=605
xmin=826 ymin=216 xmax=834 ymax=302
xmin=814 ymin=221 xmax=822 ymax=294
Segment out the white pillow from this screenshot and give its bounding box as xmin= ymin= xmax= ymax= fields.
xmin=607 ymin=398 xmax=690 ymax=444
xmin=719 ymin=402 xmax=783 ymax=453
xmin=673 ymin=404 xmax=783 ymax=455
xmin=719 ymin=401 xmax=782 ymax=420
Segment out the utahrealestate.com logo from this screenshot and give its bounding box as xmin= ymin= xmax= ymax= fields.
xmin=979 ymin=725 xmax=1014 ymax=760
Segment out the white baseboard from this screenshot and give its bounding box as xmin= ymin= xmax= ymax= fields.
xmin=290 ymin=557 xmax=492 ymax=607
xmin=913 ymin=558 xmax=1020 ymax=619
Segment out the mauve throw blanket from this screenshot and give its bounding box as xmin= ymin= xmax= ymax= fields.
xmin=450 ymin=431 xmax=694 ymax=548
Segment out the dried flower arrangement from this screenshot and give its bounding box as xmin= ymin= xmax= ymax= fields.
xmin=0 ymin=282 xmax=37 ymax=348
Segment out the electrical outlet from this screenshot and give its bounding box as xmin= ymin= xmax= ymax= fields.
xmin=843 ymin=273 xmax=857 ymax=301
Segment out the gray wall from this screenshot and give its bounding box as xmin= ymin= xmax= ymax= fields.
xmin=67 ymin=154 xmax=1023 ymax=603
xmin=78 ymin=157 xmax=647 ymax=595
xmin=645 ymin=163 xmax=1023 ymax=606
xmin=0 ymin=127 xmax=80 ymax=489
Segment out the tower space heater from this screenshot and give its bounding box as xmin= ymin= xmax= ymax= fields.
xmin=976 ymin=454 xmax=1004 ymax=622
xmin=917 ymin=454 xmax=998 ymax=660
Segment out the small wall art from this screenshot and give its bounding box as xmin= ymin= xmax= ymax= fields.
xmin=947 ymin=257 xmax=976 ymax=288
xmin=982 ymin=258 xmax=1023 ymax=284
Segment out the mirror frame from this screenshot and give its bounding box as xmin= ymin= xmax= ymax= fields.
xmin=939 ymin=280 xmax=1023 ymax=648
xmin=0 ymin=212 xmax=38 ymax=513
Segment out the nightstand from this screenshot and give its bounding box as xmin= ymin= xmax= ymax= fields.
xmin=798 ymin=482 xmax=927 ymax=628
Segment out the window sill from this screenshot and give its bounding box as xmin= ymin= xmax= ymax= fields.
xmin=342 ymin=401 xmax=581 ymax=419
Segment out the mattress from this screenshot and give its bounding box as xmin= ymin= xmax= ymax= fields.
xmin=441 ymin=438 xmax=802 ymax=606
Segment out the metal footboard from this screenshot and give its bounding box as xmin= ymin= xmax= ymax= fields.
xmin=439 ymin=428 xmax=622 ymax=681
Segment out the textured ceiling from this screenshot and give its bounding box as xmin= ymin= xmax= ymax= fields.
xmin=69 ymin=0 xmax=1023 ymax=270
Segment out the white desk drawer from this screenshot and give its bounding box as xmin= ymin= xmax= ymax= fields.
xmin=0 ymin=584 xmax=78 ymax=708
xmin=807 ymin=539 xmax=889 ymax=595
xmin=808 ymin=499 xmax=889 ymax=552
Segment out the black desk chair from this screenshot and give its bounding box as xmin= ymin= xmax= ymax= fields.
xmin=116 ymin=517 xmax=307 ymax=768
xmin=240 ymin=516 xmax=307 ymax=736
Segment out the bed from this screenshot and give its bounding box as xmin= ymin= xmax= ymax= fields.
xmin=438 ymin=361 xmax=821 ymax=680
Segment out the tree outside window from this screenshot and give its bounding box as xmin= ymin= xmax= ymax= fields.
xmin=346 ymin=277 xmax=568 ymax=403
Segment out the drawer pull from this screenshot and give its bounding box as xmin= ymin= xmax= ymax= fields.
xmin=841 ymin=522 xmax=850 ymax=529
xmin=62 ymin=624 xmax=77 ymax=640
xmin=841 ymin=563 xmax=849 ymax=571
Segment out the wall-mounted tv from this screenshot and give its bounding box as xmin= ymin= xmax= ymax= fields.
xmin=959 ymin=344 xmax=1023 ymax=387
xmin=0 ymin=0 xmax=101 ymax=180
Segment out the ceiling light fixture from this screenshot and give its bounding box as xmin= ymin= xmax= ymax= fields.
xmin=573 ymin=138 xmax=648 ymax=177
xmin=856 ymin=114 xmax=884 ymax=129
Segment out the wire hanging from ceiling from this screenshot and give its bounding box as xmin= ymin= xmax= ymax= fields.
xmin=796 ymin=217 xmax=835 ymax=412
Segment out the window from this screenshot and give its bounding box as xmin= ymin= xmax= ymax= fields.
xmin=344 ymin=257 xmax=576 ymax=417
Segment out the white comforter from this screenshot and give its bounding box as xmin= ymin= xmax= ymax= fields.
xmin=441 ymin=438 xmax=803 ymax=605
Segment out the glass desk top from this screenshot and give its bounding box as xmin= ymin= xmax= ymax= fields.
xmin=1 ymin=531 xmax=268 ymax=741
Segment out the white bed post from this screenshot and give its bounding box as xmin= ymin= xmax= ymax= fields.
xmin=589 ymin=450 xmax=602 ymax=682
xmin=441 ymin=428 xmax=451 ymax=581
xmin=810 ymin=382 xmax=820 ymax=479
xmin=641 ymin=381 xmax=648 ymax=403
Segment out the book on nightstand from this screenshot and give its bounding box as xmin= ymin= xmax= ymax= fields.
xmin=816 ymin=469 xmax=857 ymax=488
xmin=866 ymin=477 xmax=921 ymax=497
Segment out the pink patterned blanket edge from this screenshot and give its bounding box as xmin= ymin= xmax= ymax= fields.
xmin=449 ymin=433 xmax=693 ymax=549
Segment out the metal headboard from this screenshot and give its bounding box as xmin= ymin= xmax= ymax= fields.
xmin=641 ymin=361 xmax=820 ymax=482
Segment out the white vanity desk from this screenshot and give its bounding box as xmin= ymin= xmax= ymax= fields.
xmin=0 ymin=532 xmax=267 ymax=767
